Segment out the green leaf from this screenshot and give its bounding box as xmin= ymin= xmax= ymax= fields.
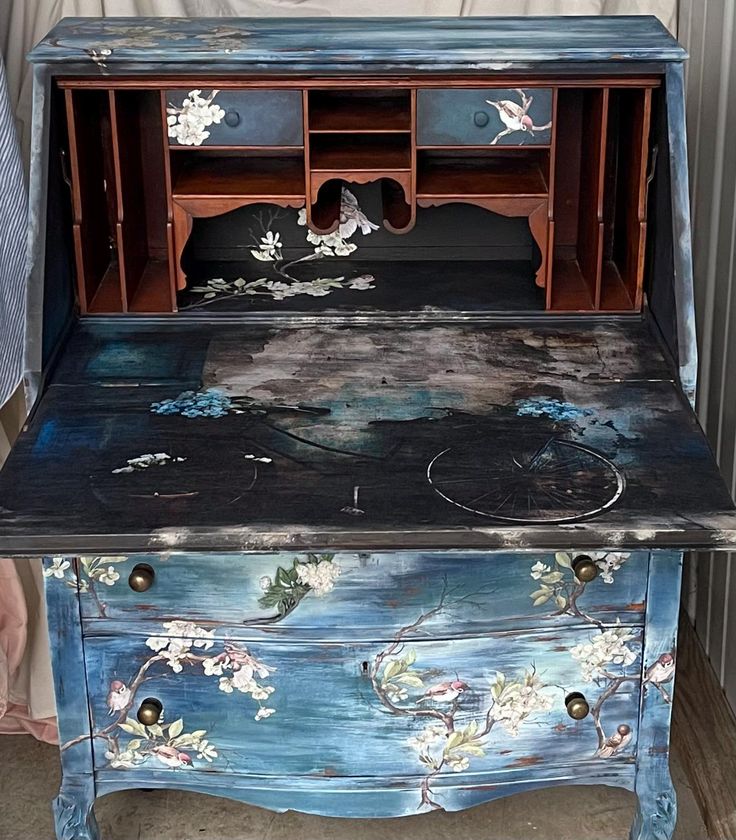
xmin=148 ymin=723 xmax=165 ymax=739
xmin=533 ymin=594 xmax=552 ymax=606
xmin=458 ymin=744 xmax=485 ymax=757
xmin=445 ymin=731 xmax=464 ymax=753
xmin=119 ymin=718 xmax=148 ymax=738
xmin=464 ymin=720 xmax=478 ymax=739
xmin=555 ymin=595 xmax=568 ymax=610
xmin=126 ymin=739 xmax=142 ymax=751
xmin=168 ymin=718 xmax=184 ymax=739
xmin=530 ymin=588 xmax=550 ymax=600
xmin=541 ymin=571 xmax=564 ymax=584
xmin=392 ymin=673 xmax=424 ymax=688
xmin=405 ymin=649 xmax=416 ymax=667
xmin=383 ymin=660 xmax=403 ymax=681
xmin=555 ymin=552 xmax=573 ymax=568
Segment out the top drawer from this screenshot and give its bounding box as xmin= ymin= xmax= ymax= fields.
xmin=417 ymin=87 xmax=553 ymax=146
xmin=67 ymin=550 xmax=647 ymax=639
xmin=165 ymin=88 xmax=303 ymax=147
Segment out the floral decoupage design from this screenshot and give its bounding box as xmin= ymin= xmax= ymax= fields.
xmin=183 ymin=188 xmax=378 ymax=308
xmin=49 ymin=554 xmax=341 ymax=770
xmin=530 ymin=551 xmax=652 ymax=761
xmin=369 ymin=583 xmax=553 ymax=811
xmin=485 ymin=89 xmax=552 ymax=145
xmin=44 ymin=555 xmax=127 ymax=618
xmin=166 ymin=89 xmax=226 ymax=146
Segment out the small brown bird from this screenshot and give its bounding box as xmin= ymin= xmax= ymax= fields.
xmin=644 ymin=652 xmax=675 ymax=702
xmin=597 ymin=724 xmax=633 ymax=758
xmin=152 ymin=745 xmax=193 ymax=769
xmin=486 ymin=89 xmax=552 ymax=145
xmin=106 ymin=680 xmax=131 ymax=715
xmin=417 ymin=680 xmax=469 ymax=704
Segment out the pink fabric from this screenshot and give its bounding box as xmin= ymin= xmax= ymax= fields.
xmin=0 ymin=558 xmax=58 ymax=744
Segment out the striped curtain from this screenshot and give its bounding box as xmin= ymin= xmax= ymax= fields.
xmin=0 ymin=55 xmax=26 ymax=410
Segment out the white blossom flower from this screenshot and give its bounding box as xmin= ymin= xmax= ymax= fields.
xmin=530 ymin=561 xmax=551 ymax=580
xmin=259 ymin=575 xmax=272 ymax=591
xmin=44 ymin=557 xmax=71 ymax=579
xmin=255 ymin=707 xmax=275 ymax=721
xmin=145 ymin=621 xmax=215 ymax=671
xmin=296 ymin=559 xmax=342 ymax=596
xmin=112 ymin=452 xmax=185 ymax=474
xmin=197 ymin=742 xmax=218 ymax=762
xmin=589 ymin=552 xmax=631 ymax=584
xmin=167 ymin=89 xmax=225 ymax=146
xmin=446 ymin=755 xmax=470 ymax=772
xmin=98 ymin=566 xmax=120 ymax=586
xmin=348 ymin=274 xmax=375 ymax=291
xmin=218 ymin=677 xmax=234 ymax=694
xmin=251 ymin=231 xmax=282 ymax=262
xmin=407 ymin=724 xmax=446 ymax=751
xmin=202 ymin=657 xmax=225 ymax=676
xmin=489 ymin=671 xmax=552 ymax=737
xmin=570 ymin=622 xmax=638 ymax=682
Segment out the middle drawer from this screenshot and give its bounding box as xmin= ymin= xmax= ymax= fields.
xmin=77 ymin=550 xmax=647 ymax=639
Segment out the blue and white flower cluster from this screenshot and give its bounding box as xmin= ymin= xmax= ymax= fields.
xmin=150 ymin=388 xmax=233 ymax=418
xmin=515 ymin=397 xmax=593 ymax=423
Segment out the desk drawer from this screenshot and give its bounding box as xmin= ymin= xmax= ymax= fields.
xmin=165 ymin=88 xmax=303 ymax=147
xmin=73 ymin=550 xmax=648 ymax=638
xmin=417 ymin=87 xmax=553 ymax=146
xmin=85 ymin=626 xmax=642 ymax=794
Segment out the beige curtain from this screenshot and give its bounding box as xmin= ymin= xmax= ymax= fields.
xmin=0 ymin=0 xmax=677 ymax=739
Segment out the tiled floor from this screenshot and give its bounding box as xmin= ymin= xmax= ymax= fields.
xmin=0 ymin=734 xmax=707 ymax=840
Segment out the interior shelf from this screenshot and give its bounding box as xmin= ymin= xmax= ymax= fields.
xmin=548 ymin=260 xmax=595 ymax=312
xmin=172 ymin=155 xmax=306 ymax=200
xmin=308 ymin=90 xmax=412 ymax=133
xmin=310 ymin=134 xmax=412 ymax=171
xmin=417 ymin=153 xmax=548 ymax=198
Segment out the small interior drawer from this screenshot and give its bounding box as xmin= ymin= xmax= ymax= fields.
xmin=75 ymin=550 xmax=648 ymax=638
xmin=417 ymin=87 xmax=554 ymax=146
xmin=165 ymin=88 xmax=304 ymax=147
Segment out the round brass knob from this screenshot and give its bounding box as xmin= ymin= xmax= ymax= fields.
xmin=565 ymin=692 xmax=590 ymax=720
xmin=572 ymin=554 xmax=598 ymax=583
xmin=473 ymin=110 xmax=490 ymax=127
xmin=224 ymin=109 xmax=241 ymax=127
xmin=137 ymin=698 xmax=163 ymax=726
xmin=128 ymin=564 xmax=155 ymax=593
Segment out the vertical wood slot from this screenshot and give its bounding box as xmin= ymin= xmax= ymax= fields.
xmin=64 ymin=89 xmax=122 ymax=313
xmin=112 ymin=90 xmax=173 ymax=313
xmin=549 ymin=88 xmax=608 ymax=311
xmin=600 ymin=88 xmax=652 ymax=311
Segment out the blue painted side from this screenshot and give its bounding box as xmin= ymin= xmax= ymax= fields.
xmin=417 ymin=88 xmax=553 ymax=146
xmin=27 ymin=17 xmax=686 ymax=67
xmin=665 ymin=64 xmax=698 ymax=405
xmin=630 ymin=550 xmax=682 ymax=840
xmin=75 ymin=550 xmax=649 ymax=637
xmin=165 ymin=88 xmax=303 ymax=147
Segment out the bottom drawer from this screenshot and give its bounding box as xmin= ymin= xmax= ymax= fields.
xmin=84 ymin=623 xmax=642 ymax=808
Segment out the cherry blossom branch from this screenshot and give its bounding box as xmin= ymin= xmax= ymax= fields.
xmin=589 ymin=674 xmax=639 ymax=750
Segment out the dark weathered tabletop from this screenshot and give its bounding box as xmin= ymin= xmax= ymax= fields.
xmin=0 ymin=317 xmax=733 ymax=554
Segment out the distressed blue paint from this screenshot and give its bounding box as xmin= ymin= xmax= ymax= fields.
xmin=28 ymin=17 xmax=686 ymax=68
xmin=75 ymin=550 xmax=649 ymax=637
xmin=630 ymin=551 xmax=682 ymax=840
xmin=665 ymin=64 xmax=698 ymax=405
xmin=52 ymin=776 xmax=99 ymax=840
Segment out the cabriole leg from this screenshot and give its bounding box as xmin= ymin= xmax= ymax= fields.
xmin=52 ymin=776 xmax=99 ymax=840
xmin=630 ymin=770 xmax=677 ymax=840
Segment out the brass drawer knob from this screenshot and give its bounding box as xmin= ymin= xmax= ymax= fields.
xmin=572 ymin=554 xmax=598 ymax=583
xmin=128 ymin=563 xmax=155 ymax=592
xmin=137 ymin=698 xmax=163 ymax=726
xmin=565 ymin=692 xmax=590 ymax=720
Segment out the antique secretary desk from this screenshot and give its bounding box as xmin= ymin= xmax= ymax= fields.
xmin=1 ymin=15 xmax=735 ymax=840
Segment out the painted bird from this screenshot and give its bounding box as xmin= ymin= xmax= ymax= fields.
xmin=486 ymin=89 xmax=551 ymax=145
xmin=339 ymin=188 xmax=380 ymax=238
xmin=106 ymin=680 xmax=131 ymax=715
xmin=152 ymin=745 xmax=193 ymax=769
xmin=417 ymin=680 xmax=469 ymax=704
xmin=644 ymin=652 xmax=676 ymax=702
xmin=596 ymin=724 xmax=633 ymax=758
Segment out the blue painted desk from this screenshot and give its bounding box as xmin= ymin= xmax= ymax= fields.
xmin=2 ymin=15 xmax=734 ymax=840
